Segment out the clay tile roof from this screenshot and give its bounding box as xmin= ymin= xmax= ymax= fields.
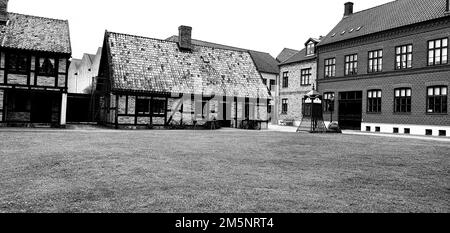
xmin=319 ymin=0 xmax=450 ymax=46
xmin=280 ymin=48 xmax=317 ymax=65
xmin=166 ymin=36 xmax=279 ymax=74
xmin=106 ymin=32 xmax=270 ymax=99
xmin=247 ymin=50 xmax=279 ymax=74
xmin=276 ymin=48 xmax=300 ymax=63
xmin=0 ymin=12 xmax=71 ymax=54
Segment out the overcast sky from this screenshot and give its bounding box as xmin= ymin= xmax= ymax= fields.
xmin=9 ymin=0 xmax=392 ymax=59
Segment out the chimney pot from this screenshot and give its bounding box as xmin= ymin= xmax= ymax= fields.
xmin=0 ymin=0 xmax=8 ymax=24
xmin=178 ymin=25 xmax=192 ymax=51
xmin=344 ymin=2 xmax=354 ymax=17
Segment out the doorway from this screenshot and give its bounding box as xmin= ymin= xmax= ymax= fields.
xmin=338 ymin=91 xmax=363 ymax=130
xmin=221 ymin=100 xmax=232 ymax=127
xmin=31 ymin=93 xmax=55 ymax=123
xmin=67 ymin=94 xmax=92 ymax=122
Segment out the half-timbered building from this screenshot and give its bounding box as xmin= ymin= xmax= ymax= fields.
xmin=0 ymin=0 xmax=71 ymax=127
xmin=96 ymin=26 xmax=270 ymax=129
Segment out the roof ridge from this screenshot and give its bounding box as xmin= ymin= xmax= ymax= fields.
xmin=168 ymin=34 xmax=274 ymax=55
xmin=348 ymin=0 xmax=398 ymax=17
xmin=107 ymin=31 xmax=251 ymax=54
xmin=283 ymin=48 xmax=300 ymax=52
xmin=9 ymin=12 xmax=68 ymax=22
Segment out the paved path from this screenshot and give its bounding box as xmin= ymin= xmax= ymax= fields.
xmin=342 ymin=130 xmax=450 ymax=142
xmin=266 ymin=124 xmax=450 ymax=142
xmin=267 ymin=124 xmax=298 ymax=133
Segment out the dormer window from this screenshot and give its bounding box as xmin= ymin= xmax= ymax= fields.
xmin=306 ymin=42 xmax=315 ymax=56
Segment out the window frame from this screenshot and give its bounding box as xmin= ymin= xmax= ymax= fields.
xmin=426 ymin=86 xmax=448 ymax=114
xmin=368 ymin=50 xmax=383 ymax=73
xmin=300 ymin=68 xmax=312 ymax=86
xmin=306 ymin=42 xmax=315 ymax=56
xmin=269 ymin=79 xmax=276 ymax=92
xmin=428 ymin=38 xmax=448 ymax=66
xmin=282 ymin=72 xmax=289 ymax=88
xmin=395 ymin=44 xmax=413 ymax=70
xmin=367 ymin=89 xmax=382 ymax=113
xmin=344 ymin=54 xmax=358 ymax=76
xmin=7 ymin=53 xmax=29 ymax=75
xmin=394 ymin=88 xmax=412 ymax=113
xmin=151 ymin=98 xmax=166 ymax=116
xmin=324 ymin=58 xmax=336 ymax=78
xmin=136 ymin=98 xmax=151 ymax=115
xmin=281 ymin=99 xmax=288 ymax=114
xmin=37 ymin=56 xmax=57 ymax=76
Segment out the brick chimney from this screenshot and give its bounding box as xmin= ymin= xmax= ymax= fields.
xmin=178 ymin=25 xmax=192 ymax=51
xmin=344 ymin=2 xmax=354 ymax=17
xmin=446 ymin=0 xmax=450 ymax=12
xmin=0 ymin=0 xmax=8 ymax=24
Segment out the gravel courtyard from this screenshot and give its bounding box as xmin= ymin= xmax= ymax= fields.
xmin=0 ymin=128 xmax=448 ymax=213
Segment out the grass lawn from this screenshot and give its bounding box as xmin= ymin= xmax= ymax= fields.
xmin=0 ymin=129 xmax=449 ymax=213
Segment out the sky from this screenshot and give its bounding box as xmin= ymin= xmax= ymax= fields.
xmin=8 ymin=0 xmax=393 ymax=59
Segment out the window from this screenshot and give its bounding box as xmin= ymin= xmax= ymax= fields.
xmin=151 ymin=98 xmax=166 ymax=116
xmin=344 ymin=54 xmax=358 ymax=76
xmin=38 ymin=57 xmax=56 ymax=76
xmin=427 ymin=86 xmax=447 ymax=114
xmin=300 ymin=68 xmax=312 ymax=86
xmin=269 ymin=80 xmax=276 ymax=92
xmin=367 ymin=90 xmax=382 ymax=113
xmin=428 ymin=38 xmax=448 ymax=66
xmin=7 ymin=53 xmax=28 ymax=74
xmin=323 ymin=92 xmax=335 ymax=112
xmin=368 ymin=50 xmax=383 ymax=73
xmin=426 ymin=129 xmax=433 ymax=136
xmin=306 ymin=42 xmax=315 ymax=56
xmin=282 ymin=72 xmax=289 ymax=88
xmin=137 ymin=98 xmax=150 ymax=114
xmin=282 ymin=99 xmax=288 ymax=114
xmin=366 ymin=126 xmax=371 ymax=132
xmin=404 ymin=128 xmax=410 ymax=134
xmin=393 ymin=128 xmax=399 ymax=134
xmin=394 ymin=88 xmax=412 ymax=113
xmin=395 ymin=44 xmax=413 ymax=69
xmin=324 ymin=58 xmax=336 ymax=78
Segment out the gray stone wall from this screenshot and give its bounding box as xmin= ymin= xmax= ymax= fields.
xmin=278 ymin=61 xmax=317 ymax=124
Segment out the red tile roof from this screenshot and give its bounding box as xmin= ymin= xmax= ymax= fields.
xmin=0 ymin=13 xmax=71 ymax=54
xmin=276 ymin=48 xmax=300 ymax=63
xmin=319 ymin=0 xmax=450 ymax=46
xmin=106 ymin=32 xmax=270 ymax=99
xmin=166 ymin=36 xmax=279 ymax=74
xmin=280 ymin=48 xmax=317 ymax=65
